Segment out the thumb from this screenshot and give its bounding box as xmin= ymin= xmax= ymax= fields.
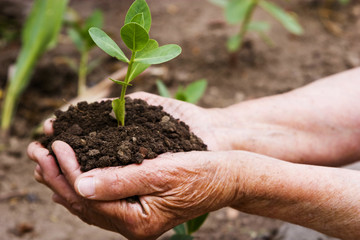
xmin=74 ymin=157 xmax=171 ymax=200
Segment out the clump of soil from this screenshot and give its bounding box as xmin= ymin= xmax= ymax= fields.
xmin=40 ymin=98 xmax=207 ymax=172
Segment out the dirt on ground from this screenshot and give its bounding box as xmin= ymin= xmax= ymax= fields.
xmin=1 ymin=0 xmax=360 ymax=239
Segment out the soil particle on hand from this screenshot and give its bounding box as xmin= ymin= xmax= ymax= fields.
xmin=40 ymin=98 xmax=207 ymax=172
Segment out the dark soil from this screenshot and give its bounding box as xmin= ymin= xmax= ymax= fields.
xmin=40 ymin=98 xmax=207 ymax=172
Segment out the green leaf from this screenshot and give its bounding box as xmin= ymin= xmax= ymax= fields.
xmin=131 ymin=13 xmax=145 ymax=27
xmin=247 ymin=21 xmax=270 ymax=32
xmin=338 ymin=0 xmax=350 ymax=5
xmin=120 ymin=22 xmax=149 ymax=52
xmin=227 ymin=34 xmax=242 ymax=52
xmin=173 ymin=223 xmax=187 ymax=235
xmin=174 ymin=88 xmax=187 ymax=102
xmin=88 ymin=27 xmax=129 ymax=62
xmin=183 ymin=79 xmax=207 ymax=104
xmin=138 ymin=39 xmax=159 ymax=53
xmin=125 ymin=0 xmax=151 ymax=32
xmin=186 ymin=213 xmax=209 ymax=235
xmin=156 ymin=80 xmax=171 ymax=98
xmin=68 ymin=28 xmax=84 ymax=52
xmin=135 ymin=44 xmax=181 ymax=64
xmin=259 ymin=0 xmax=303 ymax=35
xmin=23 ymin=0 xmax=68 ymax=51
xmin=112 ymin=98 xmax=125 ymax=126
xmin=128 ymin=39 xmax=159 ymax=81
xmin=170 ymin=234 xmax=193 ymax=240
xmin=208 ymin=0 xmax=228 ymax=8
xmin=225 ymin=0 xmax=253 ymax=24
xmin=109 ymin=78 xmax=132 ymax=86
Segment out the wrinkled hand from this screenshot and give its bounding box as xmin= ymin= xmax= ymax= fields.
xmin=27 ymin=110 xmax=239 ymax=239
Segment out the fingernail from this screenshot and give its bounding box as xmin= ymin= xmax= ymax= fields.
xmin=77 ymin=177 xmax=95 ymax=198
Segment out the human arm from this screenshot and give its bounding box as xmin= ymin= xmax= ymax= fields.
xmin=28 ymin=141 xmax=360 ymax=240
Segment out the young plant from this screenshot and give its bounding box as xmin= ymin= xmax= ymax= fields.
xmin=209 ymin=0 xmax=303 ymax=53
xmin=66 ymin=9 xmax=104 ymax=96
xmin=338 ymin=0 xmax=350 ymax=4
xmin=1 ymin=0 xmax=68 ymax=133
xmin=89 ymin=0 xmax=181 ymax=126
xmin=157 ymin=79 xmax=208 ymax=239
xmin=156 ymin=79 xmax=207 ymax=104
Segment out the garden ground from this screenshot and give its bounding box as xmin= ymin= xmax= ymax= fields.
xmin=1 ymin=0 xmax=360 ymax=239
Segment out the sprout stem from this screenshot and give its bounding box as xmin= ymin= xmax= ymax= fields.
xmin=118 ymin=51 xmax=136 ymax=126
xmin=237 ymin=0 xmax=259 ymax=51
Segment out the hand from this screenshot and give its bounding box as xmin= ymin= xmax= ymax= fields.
xmin=128 ymin=92 xmax=234 ymax=151
xmin=27 ymin=118 xmax=239 ymax=239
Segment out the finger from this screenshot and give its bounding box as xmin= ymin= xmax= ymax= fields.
xmin=34 ymin=145 xmax=81 ymax=202
xmin=52 ymin=141 xmax=82 ymax=186
xmin=34 ymin=165 xmax=44 ymax=183
xmin=74 ymin=157 xmax=172 ymax=200
xmin=44 ymin=118 xmax=55 ymax=135
xmin=27 ymin=142 xmax=44 ymax=161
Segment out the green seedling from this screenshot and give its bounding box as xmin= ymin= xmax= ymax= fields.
xmin=157 ymin=79 xmax=208 ymax=239
xmin=171 ymin=213 xmax=209 ymax=240
xmin=1 ymin=0 xmax=68 ymax=133
xmin=66 ymin=8 xmax=104 ymax=96
xmin=156 ymin=79 xmax=207 ymax=104
xmin=209 ymin=0 xmax=303 ymax=53
xmin=338 ymin=0 xmax=350 ymax=4
xmin=89 ymin=0 xmax=181 ymax=126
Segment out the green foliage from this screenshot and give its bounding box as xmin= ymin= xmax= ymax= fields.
xmin=156 ymin=79 xmax=207 ymax=104
xmin=89 ymin=28 xmax=129 ymax=62
xmin=170 ymin=234 xmax=194 ymax=240
xmin=120 ymin=22 xmax=149 ymax=51
xmin=259 ymin=0 xmax=303 ymax=35
xmin=67 ymin=9 xmax=103 ymax=53
xmin=226 ymin=0 xmax=253 ymax=24
xmin=338 ymin=0 xmax=350 ymax=5
xmin=1 ymin=0 xmax=68 ymax=132
xmin=185 ymin=213 xmax=209 ymax=235
xmin=210 ymin=0 xmax=303 ymax=53
xmin=89 ymin=0 xmax=181 ymax=126
xmin=66 ymin=8 xmax=104 ymax=95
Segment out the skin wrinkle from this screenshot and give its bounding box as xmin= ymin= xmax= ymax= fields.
xmin=236 ymin=157 xmax=360 ymax=239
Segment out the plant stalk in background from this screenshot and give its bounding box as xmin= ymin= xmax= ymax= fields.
xmin=209 ymin=0 xmax=303 ymax=53
xmin=1 ymin=0 xmax=68 ymax=133
xmin=89 ymin=0 xmax=181 ymax=126
xmin=66 ymin=8 xmax=104 ymax=96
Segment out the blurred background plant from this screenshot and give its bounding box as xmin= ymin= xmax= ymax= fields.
xmin=0 ymin=0 xmax=68 ymax=136
xmin=64 ymin=8 xmax=104 ymax=96
xmin=156 ymin=79 xmax=207 ymax=104
xmin=209 ymin=0 xmax=303 ymax=64
xmin=338 ymin=0 xmax=350 ymax=4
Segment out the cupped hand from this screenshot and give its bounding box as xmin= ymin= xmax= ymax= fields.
xmin=27 ymin=97 xmax=240 ymax=239
xmin=28 ymin=140 xmax=239 ymax=239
